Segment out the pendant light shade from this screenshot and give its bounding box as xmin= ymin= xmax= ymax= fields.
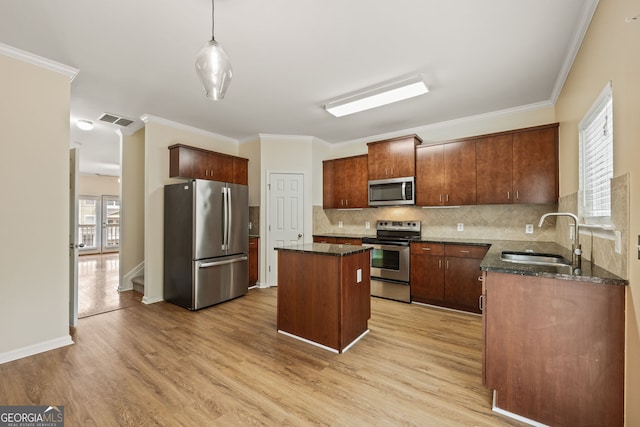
xmin=195 ymin=0 xmax=232 ymax=100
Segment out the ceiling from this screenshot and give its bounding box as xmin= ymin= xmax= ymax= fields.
xmin=0 ymin=0 xmax=596 ymax=176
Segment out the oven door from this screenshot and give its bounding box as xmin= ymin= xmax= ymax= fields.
xmin=364 ymin=243 xmax=410 ymax=282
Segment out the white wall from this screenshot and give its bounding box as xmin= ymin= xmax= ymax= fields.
xmin=78 ymin=175 xmax=120 ymax=196
xmin=0 ymin=51 xmax=75 ymax=361
xmin=141 ymin=116 xmax=239 ymax=304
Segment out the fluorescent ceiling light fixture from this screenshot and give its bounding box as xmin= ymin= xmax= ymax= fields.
xmin=325 ymin=75 xmax=429 ymax=117
xmin=76 ymin=120 xmax=94 ymax=131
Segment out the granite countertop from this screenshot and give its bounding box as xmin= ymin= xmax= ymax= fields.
xmin=479 ymin=240 xmax=627 ymax=286
xmin=275 ymin=242 xmax=372 ymax=257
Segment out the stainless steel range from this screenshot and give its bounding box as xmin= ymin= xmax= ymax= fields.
xmin=362 ymin=220 xmax=421 ymax=303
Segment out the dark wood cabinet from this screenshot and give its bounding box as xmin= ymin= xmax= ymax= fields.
xmin=323 ymin=155 xmax=368 ymax=209
xmin=168 ymin=144 xmax=248 ymax=185
xmin=248 ymin=237 xmax=258 ymax=286
xmin=312 ymin=236 xmax=362 ymax=245
xmin=367 ymin=135 xmax=421 ymax=180
xmin=277 ymin=249 xmax=371 ymax=353
xmin=476 ymin=124 xmax=558 ymax=204
xmin=483 ymin=271 xmax=625 ymax=426
xmin=410 ymin=243 xmax=445 ymax=303
xmin=411 ymin=243 xmax=487 ymax=313
xmin=512 ymin=125 xmax=558 ymax=204
xmin=476 ymin=135 xmax=513 ymax=204
xmin=415 ymin=140 xmax=476 ymax=206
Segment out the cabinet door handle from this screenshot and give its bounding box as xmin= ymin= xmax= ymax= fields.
xmin=516 ymin=190 xmax=520 ymax=200
xmin=422 ymin=247 xmax=431 ymax=251
xmin=479 ymin=295 xmax=484 ymax=311
xmin=446 ymin=260 xmax=449 ymax=269
xmin=507 ymin=191 xmax=510 ymax=200
xmin=438 ymin=259 xmax=442 ymax=269
xmin=459 ymin=250 xmax=470 ymax=254
xmin=446 ymin=194 xmax=449 ymax=202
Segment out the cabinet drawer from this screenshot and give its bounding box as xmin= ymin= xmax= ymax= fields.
xmin=313 ymin=236 xmax=337 ymax=244
xmin=444 ymin=244 xmax=488 ymax=259
xmin=335 ymin=238 xmax=362 ymax=246
xmin=411 ymin=242 xmax=444 ymax=256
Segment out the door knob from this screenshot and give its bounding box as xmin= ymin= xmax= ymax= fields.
xmin=298 ymin=234 xmax=302 ymax=239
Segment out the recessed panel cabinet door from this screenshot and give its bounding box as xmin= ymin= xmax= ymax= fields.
xmin=476 ymin=135 xmax=513 ymax=204
xmin=444 ymin=140 xmax=476 ymax=206
xmin=512 ymin=126 xmax=558 ymax=204
xmin=416 ymin=144 xmax=445 ymax=206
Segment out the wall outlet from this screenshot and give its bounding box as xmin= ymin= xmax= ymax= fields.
xmin=525 ymin=224 xmax=533 ymax=234
xmin=338 ymin=221 xmax=343 ymax=228
xmin=356 ymin=268 xmax=362 ymax=283
xmin=365 ymin=221 xmax=371 ymax=229
xmin=248 ymin=222 xmax=253 ymax=230
xmin=457 ymin=223 xmax=464 ymax=232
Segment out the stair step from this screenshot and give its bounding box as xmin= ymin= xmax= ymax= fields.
xmin=132 ymin=275 xmax=144 ymax=294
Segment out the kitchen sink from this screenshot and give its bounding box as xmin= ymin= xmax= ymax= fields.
xmin=501 ymin=251 xmax=572 ymax=267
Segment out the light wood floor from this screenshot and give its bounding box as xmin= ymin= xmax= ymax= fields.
xmin=0 ymin=288 xmax=526 ymax=426
xmin=78 ymin=253 xmax=142 ymax=318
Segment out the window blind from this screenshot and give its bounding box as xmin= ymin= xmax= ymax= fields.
xmin=579 ymin=82 xmax=613 ymax=220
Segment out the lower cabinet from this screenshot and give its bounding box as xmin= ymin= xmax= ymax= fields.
xmin=248 ymin=237 xmax=259 ymax=286
xmin=483 ymin=271 xmax=625 ymax=426
xmin=410 ymin=242 xmax=488 ymax=314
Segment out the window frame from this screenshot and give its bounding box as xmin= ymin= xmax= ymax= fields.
xmin=578 ymin=81 xmax=613 ymax=227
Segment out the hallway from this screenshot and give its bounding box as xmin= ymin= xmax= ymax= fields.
xmin=78 ymin=253 xmax=142 ymax=318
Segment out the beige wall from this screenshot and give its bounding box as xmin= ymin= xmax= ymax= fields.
xmin=142 ymin=117 xmax=240 ymax=303
xmin=78 ymin=174 xmax=120 ymax=196
xmin=554 ymin=0 xmax=640 ymax=424
xmin=239 ymin=137 xmax=261 ymax=206
xmin=0 ymin=53 xmax=73 ymax=358
xmin=120 ymin=128 xmax=145 ymax=280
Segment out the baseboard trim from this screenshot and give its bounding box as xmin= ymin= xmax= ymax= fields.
xmin=0 ymin=335 xmax=74 ymax=365
xmin=142 ymin=296 xmax=164 ymax=305
xmin=120 ymin=261 xmax=144 ymax=292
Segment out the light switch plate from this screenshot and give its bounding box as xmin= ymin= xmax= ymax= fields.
xmin=457 ymin=223 xmax=464 ymax=232
xmin=357 ymin=269 xmax=362 ymax=283
xmin=525 ymin=224 xmax=534 ymax=234
xmin=338 ymin=221 xmax=343 ymax=228
xmin=365 ymin=221 xmax=370 ymax=229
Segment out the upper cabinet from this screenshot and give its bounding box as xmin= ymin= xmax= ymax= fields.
xmin=416 ymin=140 xmax=476 ymax=206
xmin=367 ymin=135 xmax=422 ymax=180
xmin=323 ymin=155 xmax=368 ymax=209
xmin=476 ymin=124 xmax=558 ymax=204
xmin=168 ymin=144 xmax=249 ymax=185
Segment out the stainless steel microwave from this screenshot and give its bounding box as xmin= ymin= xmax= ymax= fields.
xmin=368 ymin=176 xmax=415 ymax=206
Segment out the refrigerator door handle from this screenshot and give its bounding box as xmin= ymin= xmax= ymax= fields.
xmin=199 ymin=256 xmax=248 ymax=269
xmin=227 ymin=186 xmax=233 ymax=251
xmin=222 ymin=187 xmax=229 ymax=251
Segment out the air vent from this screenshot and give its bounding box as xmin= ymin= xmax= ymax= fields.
xmin=99 ymin=113 xmax=134 ymax=127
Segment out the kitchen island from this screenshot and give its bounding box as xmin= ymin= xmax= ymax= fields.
xmin=275 ymin=243 xmax=372 ymax=353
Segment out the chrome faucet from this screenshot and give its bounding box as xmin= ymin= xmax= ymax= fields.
xmin=538 ymin=212 xmax=582 ymax=267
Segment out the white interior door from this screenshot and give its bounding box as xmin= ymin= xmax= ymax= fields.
xmin=69 ymin=149 xmax=79 ymax=327
xmin=267 ymin=173 xmax=304 ymax=285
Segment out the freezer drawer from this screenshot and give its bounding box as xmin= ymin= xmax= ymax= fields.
xmin=193 ymin=254 xmax=248 ymax=310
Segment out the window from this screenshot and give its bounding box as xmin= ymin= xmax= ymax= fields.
xmin=579 ymin=82 xmax=613 ymax=224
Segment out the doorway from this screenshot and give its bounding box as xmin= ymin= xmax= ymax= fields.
xmin=78 ymin=195 xmax=120 ymax=254
xmin=266 ymin=172 xmax=304 ymax=285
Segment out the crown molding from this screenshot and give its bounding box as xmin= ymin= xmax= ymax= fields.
xmin=140 ymin=114 xmax=238 ymax=145
xmin=0 ymin=43 xmax=79 ymax=81
xmin=550 ymin=0 xmax=599 ymax=103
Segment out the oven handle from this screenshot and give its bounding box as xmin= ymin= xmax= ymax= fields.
xmin=363 ymin=243 xmax=410 ymax=251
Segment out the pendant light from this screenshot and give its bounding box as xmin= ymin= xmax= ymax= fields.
xmin=195 ymin=0 xmax=233 ymax=100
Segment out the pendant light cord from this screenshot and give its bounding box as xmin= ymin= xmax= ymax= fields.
xmin=211 ymin=0 xmax=216 ymax=41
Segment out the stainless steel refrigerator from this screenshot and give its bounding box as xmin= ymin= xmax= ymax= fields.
xmin=164 ymin=179 xmax=249 ymax=310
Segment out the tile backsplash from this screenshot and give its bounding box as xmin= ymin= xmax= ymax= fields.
xmin=314 ymin=203 xmax=558 ymax=242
